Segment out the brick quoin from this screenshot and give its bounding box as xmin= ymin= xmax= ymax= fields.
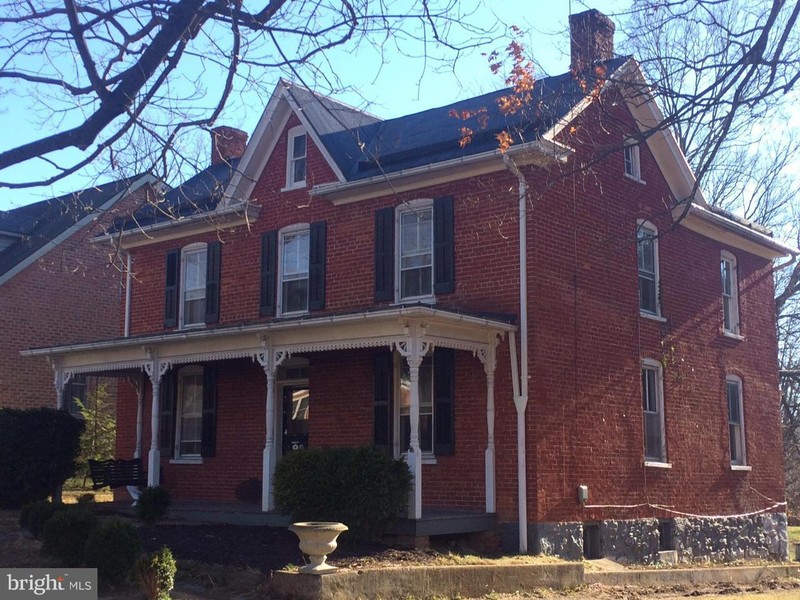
xmin=114 ymin=95 xmax=783 ymax=529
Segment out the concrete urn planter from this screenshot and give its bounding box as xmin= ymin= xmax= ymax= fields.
xmin=289 ymin=521 xmax=348 ymax=574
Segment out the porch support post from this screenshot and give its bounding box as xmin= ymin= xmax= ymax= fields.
xmin=129 ymin=375 xmax=145 ymax=459
xmin=479 ymin=337 xmax=498 ymax=514
xmin=256 ymin=344 xmax=288 ymax=512
xmin=396 ymin=323 xmax=429 ymax=521
xmin=50 ymin=362 xmax=71 ymax=503
xmin=144 ymin=355 xmax=168 ymax=487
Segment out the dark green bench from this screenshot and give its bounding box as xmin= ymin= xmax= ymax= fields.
xmin=88 ymin=458 xmax=147 ymax=489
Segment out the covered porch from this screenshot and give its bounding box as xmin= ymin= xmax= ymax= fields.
xmin=23 ymin=306 xmax=515 ymax=524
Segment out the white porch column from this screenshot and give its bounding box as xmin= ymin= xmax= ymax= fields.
xmin=256 ymin=346 xmax=288 ymax=512
xmin=129 ymin=375 xmax=145 ymax=459
xmin=396 ymin=324 xmax=429 ymax=520
xmin=144 ymin=357 xmax=169 ymax=487
xmin=479 ymin=338 xmax=498 ymax=514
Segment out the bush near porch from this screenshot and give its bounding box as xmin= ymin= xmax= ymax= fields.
xmin=0 ymin=408 xmax=83 ymax=509
xmin=274 ymin=446 xmax=412 ymax=541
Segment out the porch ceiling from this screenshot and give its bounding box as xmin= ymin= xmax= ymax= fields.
xmin=21 ymin=305 xmax=516 ymax=374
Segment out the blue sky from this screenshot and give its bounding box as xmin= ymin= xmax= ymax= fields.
xmin=0 ymin=0 xmax=630 ymax=211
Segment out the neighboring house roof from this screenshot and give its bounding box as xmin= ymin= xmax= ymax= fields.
xmin=0 ymin=174 xmax=157 ymax=284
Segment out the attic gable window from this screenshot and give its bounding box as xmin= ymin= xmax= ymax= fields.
xmin=624 ymin=138 xmax=642 ymax=182
xmin=286 ymin=126 xmax=307 ymax=189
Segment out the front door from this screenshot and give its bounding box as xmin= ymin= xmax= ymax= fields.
xmin=282 ymin=385 xmax=309 ymax=455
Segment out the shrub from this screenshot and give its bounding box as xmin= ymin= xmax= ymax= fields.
xmin=0 ymin=408 xmax=84 ymax=509
xmin=235 ymin=478 xmax=262 ymax=504
xmin=85 ymin=521 xmax=141 ymax=587
xmin=134 ymin=546 xmax=177 ymax=600
xmin=136 ymin=486 xmax=171 ymax=524
xmin=273 ymin=446 xmax=412 ymax=540
xmin=19 ymin=500 xmax=62 ymax=539
xmin=41 ymin=507 xmax=99 ymax=567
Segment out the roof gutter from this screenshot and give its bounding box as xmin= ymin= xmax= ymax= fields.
xmin=92 ymin=203 xmax=261 ymax=250
xmin=311 ymin=139 xmax=572 ymax=205
xmin=680 ymin=204 xmax=798 ymax=258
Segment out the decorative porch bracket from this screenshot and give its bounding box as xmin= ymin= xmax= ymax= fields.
xmin=476 ymin=334 xmax=500 ymax=514
xmin=395 ymin=322 xmax=431 ymax=520
xmin=48 ymin=358 xmax=73 ymax=411
xmin=255 ymin=343 xmax=289 ymax=512
xmin=144 ymin=352 xmax=172 ymax=487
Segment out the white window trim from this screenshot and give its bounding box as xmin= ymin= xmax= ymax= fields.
xmin=637 ymin=220 xmax=661 ymax=318
xmin=624 ymin=138 xmax=645 ymax=183
xmin=726 ymin=374 xmax=747 ymax=467
xmin=174 ymin=366 xmax=204 ymax=461
xmin=277 ymin=223 xmax=310 ymax=317
xmin=721 ymin=250 xmax=741 ymax=336
xmin=283 ymin=125 xmax=307 ymax=190
xmin=395 ymin=199 xmax=435 ymax=304
xmin=179 ymin=242 xmax=207 ymax=330
xmin=642 ymin=358 xmax=667 ymax=464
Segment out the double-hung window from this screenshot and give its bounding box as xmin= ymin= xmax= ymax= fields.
xmin=164 ymin=242 xmax=221 ymax=329
xmin=260 ymin=222 xmax=327 ymax=317
xmin=642 ymin=359 xmax=667 ymax=464
xmin=182 ymin=244 xmax=207 ymax=327
xmin=160 ymin=365 xmax=217 ymax=461
xmin=726 ymin=375 xmax=746 ymax=466
xmin=176 ymin=367 xmax=204 ymax=458
xmin=721 ymin=251 xmax=740 ymax=335
xmin=399 ymin=202 xmax=434 ymax=300
xmin=637 ymin=221 xmax=660 ymax=316
xmin=286 ymin=126 xmax=307 ymax=188
xmin=280 ymin=226 xmax=310 ymax=315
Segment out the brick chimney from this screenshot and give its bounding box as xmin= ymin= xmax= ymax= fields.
xmin=569 ymin=9 xmax=615 ymax=73
xmin=210 ymin=126 xmax=248 ymax=166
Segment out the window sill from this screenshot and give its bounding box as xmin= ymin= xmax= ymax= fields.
xmin=278 ymin=309 xmax=309 ymax=318
xmin=731 ymin=464 xmax=752 ymax=471
xmin=280 ymin=182 xmax=307 ymax=192
xmin=393 ymin=296 xmax=436 ymax=306
xmin=624 ymin=173 xmax=646 ymax=185
xmin=180 ymin=323 xmax=206 ymax=331
xmin=722 ymin=331 xmax=745 ymax=341
xmin=644 ymin=460 xmax=672 ymax=469
xmin=169 ymin=458 xmax=204 ymax=465
xmin=401 ymin=452 xmax=438 ymax=465
xmin=640 ymin=311 xmax=666 ymax=323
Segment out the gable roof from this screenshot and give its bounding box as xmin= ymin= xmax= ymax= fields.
xmin=0 ymin=174 xmax=157 ymax=284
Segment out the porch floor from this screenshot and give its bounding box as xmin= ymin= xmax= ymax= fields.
xmin=100 ymin=500 xmax=496 ymax=536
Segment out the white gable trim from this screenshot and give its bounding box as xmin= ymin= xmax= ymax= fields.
xmin=0 ymin=174 xmax=159 ymax=287
xmin=221 ymin=80 xmax=346 ymax=207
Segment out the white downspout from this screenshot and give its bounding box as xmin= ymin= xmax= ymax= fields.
xmin=504 ymin=155 xmax=530 ymax=553
xmin=124 ymin=251 xmax=132 ymax=337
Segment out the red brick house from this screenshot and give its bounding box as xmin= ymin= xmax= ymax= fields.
xmin=1 ymin=174 xmax=158 ymax=412
xmin=24 ymin=11 xmax=794 ymax=562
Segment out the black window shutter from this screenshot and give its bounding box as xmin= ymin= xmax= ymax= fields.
xmin=374 ymin=207 xmax=394 ymax=302
xmin=373 ymin=351 xmax=394 ymax=454
xmin=164 ymin=250 xmax=180 ymax=327
xmin=433 ymin=195 xmax=455 ymax=294
xmin=201 ymin=367 xmax=218 ymax=457
xmin=433 ymin=347 xmax=455 ymax=455
xmin=308 ymin=221 xmax=327 ymax=311
xmin=260 ymin=231 xmax=278 ymax=316
xmin=159 ymin=371 xmax=177 ymax=457
xmin=205 ymin=241 xmax=221 ymax=324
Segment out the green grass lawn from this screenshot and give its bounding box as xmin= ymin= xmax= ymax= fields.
xmin=789 ymin=526 xmax=800 ymax=545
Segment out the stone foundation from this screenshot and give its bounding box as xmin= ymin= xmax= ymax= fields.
xmin=525 ymin=513 xmax=787 ymax=564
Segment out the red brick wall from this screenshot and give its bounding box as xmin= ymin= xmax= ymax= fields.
xmin=118 ymin=99 xmax=784 ymax=526
xmin=0 ymin=184 xmax=157 ymax=409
